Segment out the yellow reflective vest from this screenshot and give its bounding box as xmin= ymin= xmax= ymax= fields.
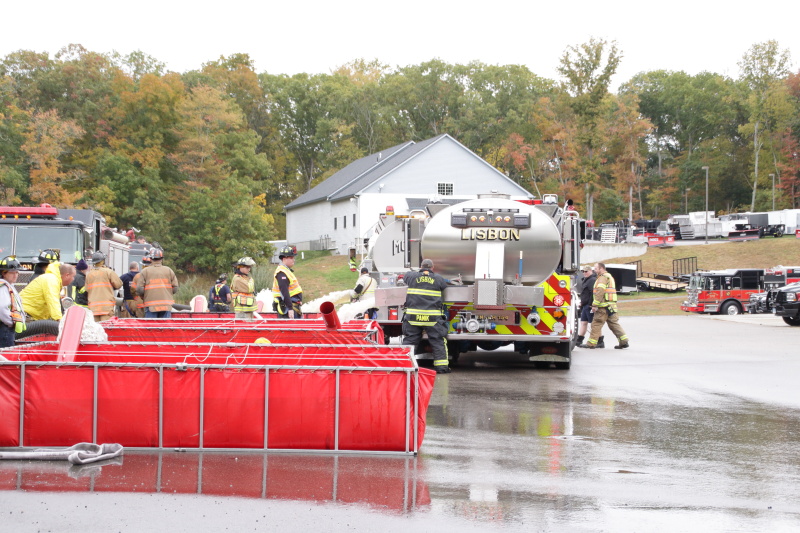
xmin=592 ymin=272 xmax=618 ymax=309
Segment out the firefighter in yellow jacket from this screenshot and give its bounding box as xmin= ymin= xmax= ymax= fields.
xmin=579 ymin=262 xmax=630 ymax=349
xmin=135 ymin=248 xmax=178 ymax=318
xmin=272 ymin=246 xmax=303 ymax=319
xmin=86 ymin=251 xmax=123 ymax=322
xmin=231 ymin=256 xmax=258 ymax=320
xmin=20 ymin=262 xmax=75 ymax=321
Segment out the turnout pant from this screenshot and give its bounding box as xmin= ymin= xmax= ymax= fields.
xmin=402 ymin=319 xmax=449 ymax=366
xmin=588 ymin=307 xmax=628 ymax=346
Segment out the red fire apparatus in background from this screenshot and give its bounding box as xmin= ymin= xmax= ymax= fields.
xmin=682 ymin=267 xmax=800 ymax=315
xmin=0 ymin=204 xmax=130 ymax=290
xmin=681 ymin=269 xmax=765 ymax=315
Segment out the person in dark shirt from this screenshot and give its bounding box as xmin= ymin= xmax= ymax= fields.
xmin=119 ymin=262 xmax=140 ymax=318
xmin=208 ymin=273 xmax=232 ymax=312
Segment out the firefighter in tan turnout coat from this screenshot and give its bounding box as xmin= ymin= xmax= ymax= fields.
xmin=135 ymin=248 xmax=178 ymax=318
xmin=86 ymin=251 xmax=123 ymax=322
xmin=579 ymin=262 xmax=630 ymax=350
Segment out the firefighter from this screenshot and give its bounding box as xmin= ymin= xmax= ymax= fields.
xmin=350 ymin=266 xmax=377 ymax=319
xmin=0 ymin=256 xmax=26 ymax=347
xmin=119 ymin=262 xmax=140 ymax=317
xmin=576 ymin=265 xmax=604 ymax=348
xmin=135 ymin=248 xmax=178 ymax=318
xmin=402 ymin=258 xmax=451 ymax=374
xmin=209 ymin=273 xmax=232 ymax=312
xmin=232 ymin=257 xmax=258 ymax=320
xmin=68 ymin=259 xmax=90 ymax=308
xmin=20 ymin=262 xmax=75 ymax=321
xmin=579 ymin=262 xmax=630 ymax=349
xmin=272 ymin=246 xmax=303 ymax=319
xmin=86 ymin=251 xmax=123 ymax=322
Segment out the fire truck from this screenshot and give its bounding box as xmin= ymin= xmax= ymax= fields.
xmin=366 ymin=193 xmax=583 ymax=369
xmin=0 ymin=204 xmax=130 ymax=290
xmin=681 ymin=268 xmax=766 ymax=315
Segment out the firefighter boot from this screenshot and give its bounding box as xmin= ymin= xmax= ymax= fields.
xmin=576 ymin=335 xmax=585 ymax=345
xmin=596 ymin=336 xmax=605 ymax=349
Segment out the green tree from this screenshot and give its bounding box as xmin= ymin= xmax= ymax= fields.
xmin=170 ymin=177 xmax=276 ymax=272
xmin=557 ymin=38 xmax=622 ymax=218
xmin=738 ymin=40 xmax=792 ymax=210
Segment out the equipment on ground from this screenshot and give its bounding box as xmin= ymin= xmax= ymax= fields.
xmin=366 ymin=193 xmax=583 ymax=369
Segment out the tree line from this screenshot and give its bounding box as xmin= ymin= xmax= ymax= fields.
xmin=1 ymin=40 xmax=797 ymax=273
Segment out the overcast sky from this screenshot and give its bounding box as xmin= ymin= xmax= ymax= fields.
xmin=3 ymin=1 xmax=798 ymax=89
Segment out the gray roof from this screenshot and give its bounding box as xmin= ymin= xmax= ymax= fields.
xmin=285 ymin=135 xmax=446 ymax=210
xmin=406 ymin=198 xmax=466 ymax=210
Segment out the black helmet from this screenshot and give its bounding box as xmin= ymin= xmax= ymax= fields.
xmin=150 ymin=248 xmax=164 ymax=260
xmin=0 ymin=256 xmax=21 ymax=272
xmin=278 ymin=245 xmax=297 ymax=259
xmin=218 ymin=273 xmax=228 ymax=281
xmin=91 ymin=251 xmax=106 ymax=264
xmin=38 ymin=249 xmax=59 ymax=263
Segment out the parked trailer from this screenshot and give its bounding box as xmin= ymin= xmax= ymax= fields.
xmin=623 ymin=260 xmax=688 ymax=292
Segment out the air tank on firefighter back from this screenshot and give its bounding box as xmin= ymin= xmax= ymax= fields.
xmin=421 ymin=197 xmax=562 ymax=285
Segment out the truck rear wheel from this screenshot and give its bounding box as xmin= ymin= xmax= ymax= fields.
xmin=782 ymin=315 xmax=800 ymax=326
xmin=720 ymin=301 xmax=741 ymax=315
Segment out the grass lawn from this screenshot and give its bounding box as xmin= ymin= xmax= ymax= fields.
xmin=612 ymin=236 xmax=799 ymax=275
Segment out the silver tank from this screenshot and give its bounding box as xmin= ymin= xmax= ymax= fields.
xmin=421 ymin=198 xmax=562 ymax=285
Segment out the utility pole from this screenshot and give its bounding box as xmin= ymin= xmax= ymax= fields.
xmin=702 ymin=167 xmax=709 ymax=245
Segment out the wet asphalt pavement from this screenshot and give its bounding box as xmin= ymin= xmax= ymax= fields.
xmin=2 ymin=314 xmax=799 ymax=532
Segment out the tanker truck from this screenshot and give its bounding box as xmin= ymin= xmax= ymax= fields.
xmin=367 ymin=193 xmax=583 ymax=369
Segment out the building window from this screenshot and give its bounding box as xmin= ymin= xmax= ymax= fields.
xmin=334 ymin=218 xmax=337 ymax=230
xmin=438 ymin=182 xmax=454 ymax=196
xmin=343 ymin=215 xmax=347 ymax=228
xmin=353 ymin=214 xmax=356 ymax=226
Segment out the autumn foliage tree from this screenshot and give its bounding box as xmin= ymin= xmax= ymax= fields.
xmin=2 ymin=41 xmax=800 ymax=275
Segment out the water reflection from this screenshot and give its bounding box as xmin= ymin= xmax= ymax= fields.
xmin=421 ymin=365 xmax=800 ymax=530
xmin=0 ymin=452 xmax=430 ymax=512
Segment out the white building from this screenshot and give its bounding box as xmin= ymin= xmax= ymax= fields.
xmin=285 ymin=134 xmax=532 ymax=255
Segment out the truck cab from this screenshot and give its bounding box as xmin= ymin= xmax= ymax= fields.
xmin=0 ymin=204 xmax=129 ymax=290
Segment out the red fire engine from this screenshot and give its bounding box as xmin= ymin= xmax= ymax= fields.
xmin=681 ymin=268 xmax=765 ymax=315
